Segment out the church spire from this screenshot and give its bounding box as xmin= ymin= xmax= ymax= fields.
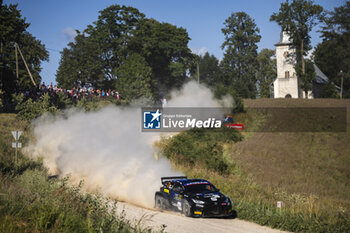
xmin=278 ymin=31 xmax=292 ymax=45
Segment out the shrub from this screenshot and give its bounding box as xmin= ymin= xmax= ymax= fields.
xmin=162 ymin=127 xmax=242 ymax=174
xmin=13 ymin=93 xmax=57 ymax=121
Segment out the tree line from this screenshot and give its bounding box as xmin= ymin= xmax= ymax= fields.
xmin=1 ymin=0 xmax=349 ymax=111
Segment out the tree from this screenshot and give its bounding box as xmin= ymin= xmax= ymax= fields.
xmin=57 ymin=5 xmax=194 ymax=101
xmin=57 ymin=5 xmax=144 ymax=90
xmin=130 ymin=18 xmax=194 ymax=97
xmin=86 ymin=5 xmax=145 ymax=80
xmin=56 ymin=32 xmax=106 ymax=89
xmin=270 ymin=0 xmax=323 ymax=98
xmin=221 ymin=12 xmax=261 ymax=98
xmin=314 ymin=2 xmax=350 ymax=98
xmin=115 ymin=53 xmax=153 ymax=101
xmin=194 ymin=52 xmax=221 ymax=88
xmin=295 ymin=59 xmax=315 ymax=97
xmin=0 ymin=1 xmax=48 ymax=102
xmin=256 ymin=49 xmax=276 ymax=98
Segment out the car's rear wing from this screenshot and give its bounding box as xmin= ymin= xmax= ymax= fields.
xmin=161 ymin=176 xmax=187 ymax=185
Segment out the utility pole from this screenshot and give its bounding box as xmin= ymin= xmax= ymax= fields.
xmin=15 ymin=44 xmax=19 ymax=79
xmin=340 ymin=70 xmax=343 ymax=99
xmin=15 ymin=43 xmax=36 ymax=86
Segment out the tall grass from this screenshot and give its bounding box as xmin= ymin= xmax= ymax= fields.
xmin=0 ymin=169 xmax=147 ymax=233
xmin=0 ymin=114 xmax=158 ymax=233
xmin=158 ymin=99 xmax=350 ymax=232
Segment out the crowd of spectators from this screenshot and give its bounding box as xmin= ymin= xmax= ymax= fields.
xmin=21 ymin=82 xmax=122 ymax=103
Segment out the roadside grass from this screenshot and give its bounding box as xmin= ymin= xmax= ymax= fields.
xmin=159 ymin=99 xmax=350 ymax=232
xmin=0 ymin=114 xmax=158 ymax=233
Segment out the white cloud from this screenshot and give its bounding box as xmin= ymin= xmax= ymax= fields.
xmin=61 ymin=27 xmax=77 ymax=42
xmin=191 ymin=47 xmax=208 ymax=56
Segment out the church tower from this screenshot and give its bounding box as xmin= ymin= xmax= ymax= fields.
xmin=273 ymin=31 xmax=300 ymax=98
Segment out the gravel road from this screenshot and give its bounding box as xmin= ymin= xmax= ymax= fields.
xmin=116 ymin=202 xmax=289 ymax=233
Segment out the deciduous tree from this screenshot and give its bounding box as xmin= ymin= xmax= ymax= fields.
xmin=57 ymin=5 xmax=144 ymax=90
xmin=57 ymin=5 xmax=194 ymax=101
xmin=131 ymin=18 xmax=194 ymax=96
xmin=0 ymin=1 xmax=48 ymax=102
xmin=56 ymin=32 xmax=105 ymax=89
xmin=116 ymin=53 xmax=153 ymax=101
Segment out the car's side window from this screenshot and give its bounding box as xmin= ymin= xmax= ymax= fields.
xmin=165 ymin=181 xmax=174 ymax=189
xmin=173 ymin=183 xmax=183 ymax=193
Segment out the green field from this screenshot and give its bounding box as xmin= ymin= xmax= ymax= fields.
xmin=160 ymin=98 xmax=350 ymax=232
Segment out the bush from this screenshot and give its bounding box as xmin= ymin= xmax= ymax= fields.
xmin=13 ymin=93 xmax=57 ymax=121
xmin=162 ymin=127 xmax=242 ymax=175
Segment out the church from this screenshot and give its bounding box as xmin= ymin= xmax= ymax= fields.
xmin=273 ymin=31 xmax=329 ymax=98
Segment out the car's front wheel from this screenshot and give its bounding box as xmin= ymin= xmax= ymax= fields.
xmin=182 ymin=200 xmax=193 ymax=217
xmin=155 ymin=194 xmax=166 ymax=210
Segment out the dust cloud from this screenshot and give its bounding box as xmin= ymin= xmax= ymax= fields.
xmin=166 ymin=81 xmax=235 ymax=108
xmin=25 ymin=81 xmax=234 ymax=208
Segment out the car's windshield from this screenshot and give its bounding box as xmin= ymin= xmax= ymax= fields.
xmin=184 ymin=184 xmax=217 ymax=193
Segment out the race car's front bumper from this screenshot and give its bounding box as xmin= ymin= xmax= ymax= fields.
xmin=192 ymin=203 xmax=233 ymax=217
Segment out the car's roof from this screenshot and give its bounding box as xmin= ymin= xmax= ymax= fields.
xmin=176 ymin=179 xmax=211 ymax=186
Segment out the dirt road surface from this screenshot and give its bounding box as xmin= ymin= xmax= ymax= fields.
xmin=116 ymin=202 xmax=289 ymax=233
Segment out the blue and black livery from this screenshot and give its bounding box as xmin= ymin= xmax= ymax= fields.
xmin=155 ymin=176 xmax=233 ymax=217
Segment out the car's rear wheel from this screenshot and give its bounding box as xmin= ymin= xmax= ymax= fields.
xmin=182 ymin=200 xmax=192 ymax=217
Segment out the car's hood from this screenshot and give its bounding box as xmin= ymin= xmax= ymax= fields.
xmin=188 ymin=192 xmax=226 ymax=202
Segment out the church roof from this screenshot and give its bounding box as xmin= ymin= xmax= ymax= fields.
xmin=314 ymin=64 xmax=329 ymax=84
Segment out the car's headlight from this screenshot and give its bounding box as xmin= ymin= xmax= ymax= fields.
xmin=192 ymin=199 xmax=205 ymax=204
xmin=225 ymin=197 xmax=231 ymax=205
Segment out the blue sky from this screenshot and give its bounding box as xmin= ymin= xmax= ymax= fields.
xmin=4 ymin=0 xmax=344 ymax=85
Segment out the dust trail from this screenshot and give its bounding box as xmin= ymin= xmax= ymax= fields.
xmin=25 ymin=81 xmax=234 ymax=208
xmin=166 ymin=81 xmax=235 ymax=108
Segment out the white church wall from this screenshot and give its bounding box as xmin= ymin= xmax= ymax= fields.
xmin=274 ymin=31 xmax=322 ymax=99
xmin=276 ymin=45 xmax=296 ymax=79
xmin=274 ymin=76 xmax=299 ymax=98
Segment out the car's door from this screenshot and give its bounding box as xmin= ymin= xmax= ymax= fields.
xmin=170 ymin=182 xmax=184 ymax=211
xmin=162 ymin=181 xmax=173 ymax=204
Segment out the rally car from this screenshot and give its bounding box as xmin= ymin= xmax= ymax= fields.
xmin=154 ymin=176 xmax=233 ymax=217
